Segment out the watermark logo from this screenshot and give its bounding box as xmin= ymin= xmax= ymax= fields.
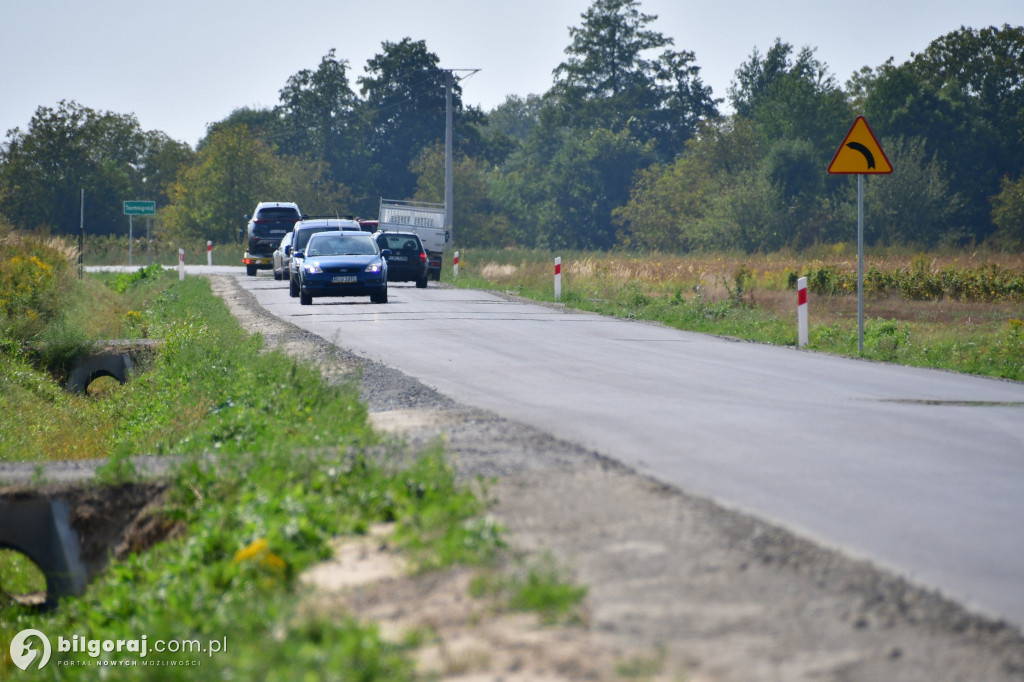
xmin=8 ymin=629 xmax=225 ymax=670
xmin=10 ymin=629 xmax=52 ymax=670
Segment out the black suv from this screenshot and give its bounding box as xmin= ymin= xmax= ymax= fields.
xmin=243 ymin=202 xmax=302 ymax=276
xmin=374 ymin=231 xmax=429 ymax=288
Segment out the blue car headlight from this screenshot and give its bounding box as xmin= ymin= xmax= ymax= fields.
xmin=304 ymin=262 xmax=323 ymax=274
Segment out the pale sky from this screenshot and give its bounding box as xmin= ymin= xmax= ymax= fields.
xmin=2 ymin=0 xmax=1021 ymax=148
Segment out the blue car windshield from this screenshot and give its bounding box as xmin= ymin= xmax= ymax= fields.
xmin=306 ymin=236 xmax=378 ymax=257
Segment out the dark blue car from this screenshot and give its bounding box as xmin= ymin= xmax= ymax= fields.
xmin=295 ymin=232 xmax=390 ymax=305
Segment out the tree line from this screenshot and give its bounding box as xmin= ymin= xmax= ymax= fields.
xmin=2 ymin=0 xmax=1022 ymax=252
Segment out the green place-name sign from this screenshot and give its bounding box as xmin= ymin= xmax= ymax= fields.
xmin=123 ymin=200 xmax=156 ymax=215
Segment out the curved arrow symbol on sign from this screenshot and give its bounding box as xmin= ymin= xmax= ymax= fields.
xmin=845 ymin=142 xmax=876 ymax=169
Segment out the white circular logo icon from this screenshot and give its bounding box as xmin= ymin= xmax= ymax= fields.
xmin=10 ymin=629 xmax=52 ymax=670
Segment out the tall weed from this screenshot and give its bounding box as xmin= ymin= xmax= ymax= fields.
xmin=0 ymin=231 xmax=77 ymax=344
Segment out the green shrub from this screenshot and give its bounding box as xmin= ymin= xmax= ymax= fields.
xmin=864 ymin=318 xmax=911 ymax=360
xmin=107 ymin=262 xmax=166 ymax=294
xmin=616 ymin=280 xmax=651 ymax=312
xmin=731 ymin=264 xmax=753 ymax=303
xmin=471 ymin=553 xmax=587 ymax=625
xmin=993 ymin=319 xmax=1024 ymax=379
xmin=0 ymin=234 xmax=76 ymax=343
xmin=34 ymin=317 xmax=93 ymax=382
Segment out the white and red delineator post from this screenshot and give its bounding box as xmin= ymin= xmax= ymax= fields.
xmin=797 ymin=276 xmax=808 ymax=348
xmin=178 ymin=248 xmax=185 ymax=281
xmin=554 ymin=257 xmax=562 ymax=301
xmin=207 ymin=241 xmax=213 ymax=266
xmin=453 ymin=251 xmax=459 ymax=278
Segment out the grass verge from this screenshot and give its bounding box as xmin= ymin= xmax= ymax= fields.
xmin=470 ymin=552 xmax=588 ymax=626
xmin=1 ymin=272 xmax=503 ymax=679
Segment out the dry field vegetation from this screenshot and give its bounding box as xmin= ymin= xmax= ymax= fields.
xmin=454 ymin=246 xmax=1024 ymax=380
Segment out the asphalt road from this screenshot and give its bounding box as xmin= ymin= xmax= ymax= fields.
xmin=231 ymin=270 xmax=1024 ymax=627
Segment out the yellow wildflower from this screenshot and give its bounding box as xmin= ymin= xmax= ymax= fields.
xmin=233 ymin=538 xmax=287 ymax=576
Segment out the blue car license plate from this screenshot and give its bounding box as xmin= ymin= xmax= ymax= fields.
xmin=332 ymin=275 xmax=357 ymax=283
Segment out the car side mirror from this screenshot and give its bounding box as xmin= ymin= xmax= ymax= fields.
xmin=293 ymin=251 xmax=304 ymax=260
xmin=284 ymin=245 xmax=291 ymax=256
xmin=381 ymin=249 xmax=392 ymax=259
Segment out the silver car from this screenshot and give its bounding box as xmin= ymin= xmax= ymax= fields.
xmin=272 ymin=232 xmax=292 ymax=280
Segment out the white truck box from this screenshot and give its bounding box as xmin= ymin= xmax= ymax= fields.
xmin=378 ymin=199 xmax=449 ymax=280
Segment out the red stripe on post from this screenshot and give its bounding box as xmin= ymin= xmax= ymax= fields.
xmin=555 ymin=263 xmax=561 ymax=275
xmin=798 ymin=288 xmax=807 ymax=306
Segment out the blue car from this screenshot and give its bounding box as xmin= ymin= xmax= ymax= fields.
xmin=295 ymin=232 xmax=390 ymax=305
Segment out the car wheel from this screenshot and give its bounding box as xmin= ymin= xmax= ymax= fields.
xmin=273 ymin=269 xmax=281 ymax=281
xmin=289 ymin=275 xmax=299 ymax=298
xmin=415 ymin=275 xmax=428 ymax=288
xmin=246 ymin=264 xmax=257 ymax=277
xmin=300 ymin=290 xmax=312 ymax=305
xmin=371 ymin=286 xmax=388 ymax=304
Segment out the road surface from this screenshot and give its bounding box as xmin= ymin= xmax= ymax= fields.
xmin=224 ymin=270 xmax=1024 ymax=626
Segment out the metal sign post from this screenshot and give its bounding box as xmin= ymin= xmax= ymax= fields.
xmin=78 ymin=190 xmax=84 ymax=280
xmin=124 ymin=201 xmax=156 ymax=269
xmin=441 ymin=67 xmax=479 ymax=257
xmin=444 ymin=70 xmax=453 ymax=249
xmin=827 ymin=117 xmax=892 ymax=354
xmin=857 ymin=175 xmax=864 ymax=352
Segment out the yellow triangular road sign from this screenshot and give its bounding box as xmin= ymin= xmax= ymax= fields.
xmin=828 ymin=116 xmax=892 ymax=174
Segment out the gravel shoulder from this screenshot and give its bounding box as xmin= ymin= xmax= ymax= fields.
xmin=14 ymin=273 xmax=1018 ymax=682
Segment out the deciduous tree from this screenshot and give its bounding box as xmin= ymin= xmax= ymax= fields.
xmin=0 ymin=101 xmax=153 ymax=235
xmin=358 ymin=39 xmax=454 ymax=206
xmin=412 ymin=145 xmax=515 ymax=248
xmin=865 ymin=137 xmax=961 ymax=246
xmin=991 ymin=172 xmax=1024 ymax=249
xmin=552 ymin=0 xmax=717 ymax=159
xmin=864 ymin=25 xmax=1024 ymax=242
xmin=277 ymin=49 xmax=365 ymax=196
xmin=729 ymin=39 xmax=850 ymax=155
